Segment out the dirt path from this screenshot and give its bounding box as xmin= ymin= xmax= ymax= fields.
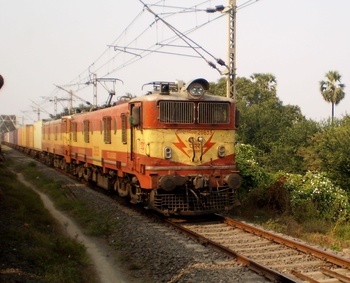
xmin=17 ymin=173 xmax=129 ymax=283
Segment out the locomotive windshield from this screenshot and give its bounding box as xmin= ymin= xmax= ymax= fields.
xmin=158 ymin=101 xmax=230 ymax=124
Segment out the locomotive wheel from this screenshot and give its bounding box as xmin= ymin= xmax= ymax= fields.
xmin=60 ymin=159 xmax=66 ymax=170
xmin=113 ymin=179 xmax=118 ymax=193
xmin=39 ymin=153 xmax=45 ymax=163
xmin=68 ymin=163 xmax=78 ymax=176
xmin=82 ymin=168 xmax=91 ymax=182
xmin=129 ymin=183 xmax=138 ymax=204
xmin=54 ymin=158 xmax=60 ymax=168
xmin=49 ymin=156 xmax=54 ymax=167
xmin=77 ymin=166 xmax=84 ymax=179
xmin=45 ymin=155 xmax=51 ymax=166
xmin=115 ymin=178 xmax=129 ymax=197
xmin=108 ymin=178 xmax=115 ymax=191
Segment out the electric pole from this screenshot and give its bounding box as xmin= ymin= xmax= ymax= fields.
xmin=227 ymin=0 xmax=237 ymax=100
xmin=93 ymin=73 xmax=97 ymax=107
xmin=44 ymin=96 xmax=72 ymax=116
xmin=30 ymin=100 xmax=51 ymax=120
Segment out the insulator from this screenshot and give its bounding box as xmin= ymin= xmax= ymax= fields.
xmin=217 ymin=58 xmax=226 ymax=66
xmin=206 ymin=8 xmax=216 ymax=13
xmin=208 ymin=61 xmax=216 ymax=69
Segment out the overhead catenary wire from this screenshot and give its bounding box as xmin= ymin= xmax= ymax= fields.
xmin=72 ymin=0 xmax=224 ymax=87
xmin=67 ymin=9 xmax=146 ymax=89
xmin=101 ymin=0 xmax=258 ymax=79
xmin=138 ymin=0 xmax=228 ymax=74
xmin=238 ymin=0 xmax=259 ymax=10
xmin=32 ymin=0 xmax=261 ymax=119
xmin=104 ymin=12 xmax=227 ymax=75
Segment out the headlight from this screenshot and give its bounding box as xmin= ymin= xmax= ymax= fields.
xmin=218 ymin=146 xmax=225 ymax=158
xmin=164 ymin=146 xmax=172 ymax=159
xmin=189 ymin=83 xmax=205 ymax=98
xmin=184 ymin=78 xmax=209 ymax=99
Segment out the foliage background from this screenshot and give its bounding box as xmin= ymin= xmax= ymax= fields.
xmin=210 ymin=74 xmax=350 ymax=224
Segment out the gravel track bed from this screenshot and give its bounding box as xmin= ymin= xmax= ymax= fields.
xmin=5 ymin=148 xmax=269 ymax=283
xmin=179 ymin=220 xmax=350 ymax=281
xmin=70 ymin=183 xmax=270 ymax=282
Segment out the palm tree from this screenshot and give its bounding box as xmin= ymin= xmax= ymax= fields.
xmin=249 ymin=73 xmax=278 ymax=104
xmin=319 ymin=71 xmax=345 ymax=121
xmin=251 ymin=73 xmax=277 ymax=93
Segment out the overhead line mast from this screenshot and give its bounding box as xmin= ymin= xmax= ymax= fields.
xmin=227 ymin=0 xmax=237 ymax=100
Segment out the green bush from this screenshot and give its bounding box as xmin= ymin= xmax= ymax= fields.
xmin=236 ymin=143 xmax=271 ymax=190
xmin=284 ymin=171 xmax=349 ymax=222
xmin=236 ymin=143 xmax=288 ymax=216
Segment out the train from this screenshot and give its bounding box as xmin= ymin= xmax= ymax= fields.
xmin=2 ymin=78 xmax=241 ymax=216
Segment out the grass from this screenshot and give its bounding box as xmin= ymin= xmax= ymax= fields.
xmin=0 ymin=160 xmax=95 ymax=283
xmin=236 ymin=203 xmax=350 ymax=253
xmin=14 ymin=161 xmax=118 ymax=238
xmin=1 ymin=147 xmax=147 ymax=282
xmin=233 ymin=182 xmax=350 ymax=253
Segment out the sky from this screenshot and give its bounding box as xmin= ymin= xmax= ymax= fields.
xmin=1 ymin=0 xmax=350 ymax=124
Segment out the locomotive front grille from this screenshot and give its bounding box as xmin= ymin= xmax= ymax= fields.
xmin=153 ymin=190 xmax=235 ymax=215
xmin=198 ymin=102 xmax=230 ymax=124
xmin=158 ymin=101 xmax=195 ymax=124
xmin=158 ymin=101 xmax=231 ymax=124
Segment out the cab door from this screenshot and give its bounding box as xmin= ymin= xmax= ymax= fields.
xmin=129 ymin=102 xmax=142 ymax=172
xmin=62 ymin=117 xmax=71 ymax=163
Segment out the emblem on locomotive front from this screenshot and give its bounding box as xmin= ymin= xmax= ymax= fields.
xmin=173 ymin=130 xmax=216 ymax=160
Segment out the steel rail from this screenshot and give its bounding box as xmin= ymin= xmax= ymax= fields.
xmin=220 ymin=216 xmax=350 ymax=269
xmin=165 ymin=218 xmax=296 ymax=283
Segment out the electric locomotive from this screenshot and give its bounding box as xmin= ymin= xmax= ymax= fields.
xmin=57 ymin=78 xmax=240 ymax=215
xmin=7 ymin=78 xmax=241 ymax=216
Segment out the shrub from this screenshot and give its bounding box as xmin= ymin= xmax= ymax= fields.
xmin=284 ymin=171 xmax=349 ymax=222
xmin=235 ymin=143 xmax=271 ymax=190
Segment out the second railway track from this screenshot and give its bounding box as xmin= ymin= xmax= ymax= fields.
xmin=166 ymin=215 xmax=350 ymax=283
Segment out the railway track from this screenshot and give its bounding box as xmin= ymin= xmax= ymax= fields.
xmin=5 ymin=145 xmax=350 ymax=282
xmin=165 ymin=215 xmax=350 ymax=283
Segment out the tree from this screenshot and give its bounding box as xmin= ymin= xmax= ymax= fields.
xmin=250 ymin=73 xmax=277 ymax=94
xmin=299 ymin=116 xmax=350 ymax=191
xmin=209 ymin=78 xmax=226 ymax=97
xmin=319 ymin=71 xmax=345 ymax=121
xmin=234 ymin=75 xmax=313 ymax=172
xmin=209 ymin=74 xmax=318 ymax=173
